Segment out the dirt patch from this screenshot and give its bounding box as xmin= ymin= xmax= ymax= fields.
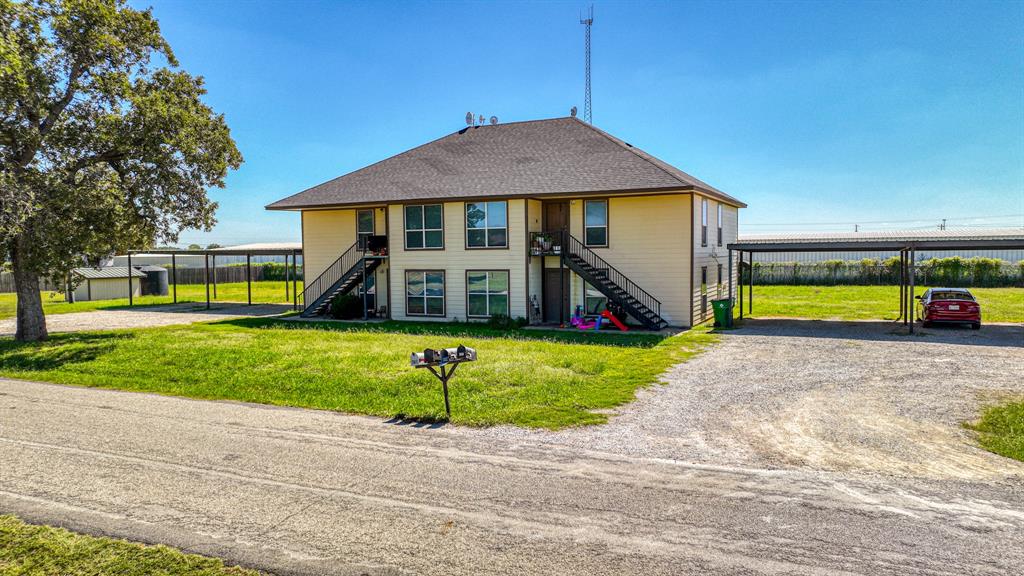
xmin=476 ymin=320 xmax=1024 ymax=481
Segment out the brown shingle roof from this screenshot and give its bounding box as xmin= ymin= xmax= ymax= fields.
xmin=266 ymin=117 xmax=745 ymax=210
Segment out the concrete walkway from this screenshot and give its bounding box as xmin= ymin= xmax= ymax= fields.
xmin=0 ymin=303 xmax=292 ymax=335
xmin=0 ymin=378 xmax=1020 ymax=575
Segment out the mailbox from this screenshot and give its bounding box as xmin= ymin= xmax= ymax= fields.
xmin=409 ymin=344 xmax=477 ymax=418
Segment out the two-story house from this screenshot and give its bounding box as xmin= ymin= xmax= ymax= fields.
xmin=266 ymin=117 xmax=745 ymax=328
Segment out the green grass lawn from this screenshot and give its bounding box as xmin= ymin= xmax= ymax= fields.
xmin=0 ymin=514 xmax=258 ymax=575
xmin=965 ymin=401 xmax=1024 ymax=462
xmin=0 ymin=319 xmax=715 ymax=429
xmin=741 ymin=285 xmax=1023 ymax=323
xmin=0 ymin=281 xmax=303 ymax=320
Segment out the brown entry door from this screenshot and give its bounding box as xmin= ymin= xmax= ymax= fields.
xmin=543 ymin=268 xmax=570 ymax=323
xmin=543 ymin=201 xmax=569 ymax=233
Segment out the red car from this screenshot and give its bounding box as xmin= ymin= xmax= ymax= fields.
xmin=916 ymin=288 xmax=981 ymax=329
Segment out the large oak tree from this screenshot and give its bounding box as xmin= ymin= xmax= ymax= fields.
xmin=1 ymin=0 xmax=241 ymax=341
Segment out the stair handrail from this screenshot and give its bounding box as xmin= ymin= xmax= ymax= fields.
xmin=301 ymin=242 xmax=364 ymax=312
xmin=563 ymin=232 xmax=661 ymax=318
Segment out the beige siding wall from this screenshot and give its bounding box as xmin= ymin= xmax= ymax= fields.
xmin=387 ymin=199 xmax=528 ymax=322
xmin=690 ymin=195 xmax=738 ymax=325
xmin=566 ymin=194 xmax=693 ymax=327
xmin=300 ymin=207 xmax=389 ymax=311
xmin=526 ymin=199 xmax=543 ymax=322
xmin=73 ymin=277 xmax=141 ymax=301
xmin=302 ymin=209 xmax=357 ymax=281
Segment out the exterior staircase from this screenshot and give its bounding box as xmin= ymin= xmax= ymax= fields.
xmin=300 ymin=242 xmax=382 ymax=317
xmin=562 ymin=233 xmax=669 ymax=330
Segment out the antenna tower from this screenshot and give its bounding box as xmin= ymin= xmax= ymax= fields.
xmin=580 ymin=5 xmax=593 ymax=123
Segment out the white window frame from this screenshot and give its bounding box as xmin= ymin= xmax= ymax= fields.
xmin=701 ymin=198 xmax=708 ymax=247
xmin=717 ymin=204 xmax=723 ymax=247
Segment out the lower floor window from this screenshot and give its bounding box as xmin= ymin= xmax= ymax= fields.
xmin=584 ymin=282 xmax=607 ymax=314
xmin=467 ymin=270 xmax=509 ymax=317
xmin=406 ymin=270 xmax=445 ymax=316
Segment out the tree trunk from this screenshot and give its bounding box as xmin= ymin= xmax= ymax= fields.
xmin=11 ymin=234 xmax=48 ymax=341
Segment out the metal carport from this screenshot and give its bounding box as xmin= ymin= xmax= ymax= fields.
xmin=727 ymin=228 xmax=1024 ymax=333
xmin=124 ymin=244 xmax=303 ymax=311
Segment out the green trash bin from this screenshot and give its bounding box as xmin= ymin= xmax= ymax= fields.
xmin=711 ymin=298 xmax=733 ymax=328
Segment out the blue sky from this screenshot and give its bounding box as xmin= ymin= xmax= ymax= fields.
xmin=138 ymin=0 xmax=1024 ymax=245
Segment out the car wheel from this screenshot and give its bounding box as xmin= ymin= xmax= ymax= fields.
xmin=971 ymin=322 xmax=981 ymax=330
xmin=922 ymin=321 xmax=932 ymax=328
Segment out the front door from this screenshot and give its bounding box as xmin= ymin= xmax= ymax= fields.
xmin=543 ymin=201 xmax=569 ymax=233
xmin=542 ymin=268 xmax=570 ymax=323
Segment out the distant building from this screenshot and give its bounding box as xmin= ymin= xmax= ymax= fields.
xmin=71 ymin=267 xmax=144 ymax=301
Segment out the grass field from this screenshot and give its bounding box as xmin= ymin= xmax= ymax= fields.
xmin=966 ymin=401 xmax=1024 ymax=462
xmin=742 ymin=285 xmax=1023 ymax=323
xmin=0 ymin=319 xmax=714 ymax=429
xmin=0 ymin=514 xmax=257 ymax=575
xmin=0 ymin=281 xmax=302 ymax=320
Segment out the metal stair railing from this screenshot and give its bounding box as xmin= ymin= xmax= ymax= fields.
xmin=300 ymin=242 xmax=363 ymax=315
xmin=563 ymin=232 xmax=662 ymax=323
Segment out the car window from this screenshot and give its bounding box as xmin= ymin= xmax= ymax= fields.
xmin=931 ymin=291 xmax=974 ymax=301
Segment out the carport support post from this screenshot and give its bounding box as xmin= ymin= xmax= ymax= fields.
xmin=204 ymin=254 xmax=211 ymax=310
xmin=899 ymin=251 xmax=905 ymax=323
xmin=747 ymin=251 xmax=753 ymax=315
xmin=211 ymin=255 xmax=217 ymax=299
xmin=908 ymin=249 xmax=916 ymax=334
xmin=362 ymin=258 xmax=369 ymax=320
xmin=727 ymin=249 xmax=734 ymax=308
xmin=738 ymin=251 xmax=744 ymax=320
xmin=246 ymin=253 xmax=252 ymax=305
xmin=292 ymin=252 xmax=298 ymax=311
xmin=127 ymin=253 xmax=133 ymax=306
xmin=171 ymin=253 xmax=177 ymax=304
xmin=284 ymin=254 xmax=290 ymax=302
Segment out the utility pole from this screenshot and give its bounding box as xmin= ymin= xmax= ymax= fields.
xmin=580 ymin=5 xmax=593 ymax=124
xmin=940 ymin=218 xmax=946 ymax=230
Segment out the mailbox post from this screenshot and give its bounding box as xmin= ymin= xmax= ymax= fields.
xmin=410 ymin=344 xmax=477 ymax=419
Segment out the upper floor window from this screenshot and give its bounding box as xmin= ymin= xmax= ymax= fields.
xmin=717 ymin=204 xmax=723 ymax=246
xmin=405 ymin=204 xmax=443 ymax=250
xmin=466 ymin=201 xmax=507 ymax=248
xmin=584 ymin=199 xmax=608 ymax=247
xmin=467 ymin=270 xmax=509 ymax=318
xmin=357 ymin=209 xmax=374 ymax=250
xmin=701 ymin=199 xmax=708 ymax=247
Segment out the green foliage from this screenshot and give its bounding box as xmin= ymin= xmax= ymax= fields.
xmin=0 ymin=281 xmax=303 ymax=319
xmin=965 ymin=401 xmax=1024 ymax=462
xmin=485 ymin=313 xmax=528 ymax=329
xmin=329 ymin=293 xmax=364 ymax=319
xmin=0 ymin=514 xmax=259 ymax=575
xmin=1 ymin=0 xmax=242 ymax=339
xmin=752 ymin=256 xmax=1021 ymax=287
xmin=0 ymin=320 xmax=717 ymax=429
xmin=739 ymin=285 xmax=1023 ymax=322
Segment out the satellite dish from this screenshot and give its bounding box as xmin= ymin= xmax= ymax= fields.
xmin=478 ymin=114 xmax=485 ymax=125
xmin=570 ymin=106 xmax=578 ymax=117
xmin=489 ymin=116 xmax=498 ymax=125
xmin=466 ymin=112 xmax=474 ymax=126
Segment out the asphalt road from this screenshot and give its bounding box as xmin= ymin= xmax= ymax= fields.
xmin=1 ymin=378 xmax=1021 ymax=575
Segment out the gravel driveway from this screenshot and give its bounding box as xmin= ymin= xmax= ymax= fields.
xmin=478 ymin=319 xmax=1024 ymax=482
xmin=0 ymin=303 xmax=292 ymax=335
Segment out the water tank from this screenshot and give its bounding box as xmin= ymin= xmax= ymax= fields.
xmin=137 ymin=265 xmax=168 ymax=296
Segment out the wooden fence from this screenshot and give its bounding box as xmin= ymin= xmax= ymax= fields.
xmin=0 ymin=273 xmax=62 ymax=294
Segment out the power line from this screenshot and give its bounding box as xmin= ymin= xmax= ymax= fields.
xmin=742 ymin=213 xmax=1023 ymax=227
